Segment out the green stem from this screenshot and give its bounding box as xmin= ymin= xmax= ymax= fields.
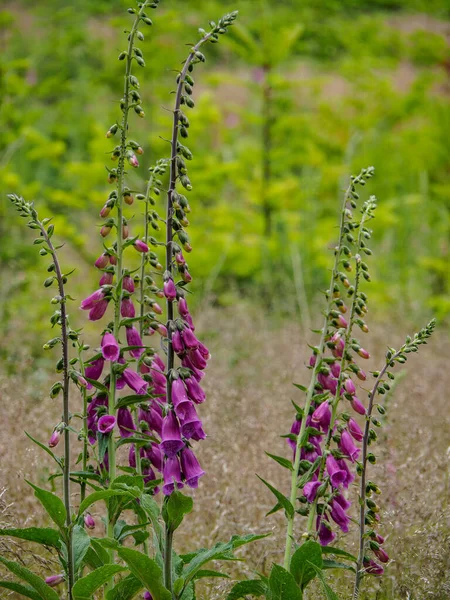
xmin=164 ymin=523 xmax=173 ymax=593
xmin=78 ymin=344 xmax=88 ymax=504
xmin=283 ymin=183 xmax=352 ymax=569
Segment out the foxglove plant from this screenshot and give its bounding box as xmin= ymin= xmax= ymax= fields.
xmin=227 ymin=169 xmax=435 ymax=599
xmin=2 ymin=5 xmax=267 ymax=600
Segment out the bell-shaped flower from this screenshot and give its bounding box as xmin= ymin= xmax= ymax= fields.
xmin=180 ymin=447 xmax=205 ymax=488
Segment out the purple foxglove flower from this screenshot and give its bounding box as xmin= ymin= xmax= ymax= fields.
xmin=81 ymin=289 xmax=105 ymax=310
xmin=160 ymin=411 xmax=184 ymax=457
xmin=337 ymin=458 xmax=355 ymax=489
xmin=139 ymin=405 xmax=163 ymax=436
xmin=358 ymin=347 xmax=370 ymax=359
xmin=98 ymin=415 xmax=116 ymax=434
xmin=164 ymin=279 xmax=177 ymax=301
xmin=356 ymin=369 xmax=367 ymax=381
xmin=363 ymin=558 xmax=384 ymax=575
xmin=153 ymin=355 xmax=166 ymax=372
xmin=338 ymin=314 xmax=348 ymax=328
xmin=156 ymin=324 xmax=168 ymax=337
xmin=287 ymin=418 xmax=301 ymax=451
xmin=350 ymin=396 xmax=366 ymax=415
xmin=89 ymin=299 xmax=109 ymax=321
xmin=197 ymin=342 xmax=210 ymax=359
xmin=85 ymin=357 xmax=105 ymax=389
xmin=181 ymin=356 xmax=205 ymax=381
xmin=151 ymin=368 xmax=166 ymax=388
xmin=188 ymin=348 xmax=207 ymax=370
xmin=172 ymin=378 xmax=189 ymax=403
xmin=317 ymin=516 xmax=336 ymax=546
xmin=163 ymin=455 xmax=184 ymax=495
xmin=129 ymin=445 xmax=139 ymax=469
xmin=180 ymin=268 xmax=192 ymax=284
xmin=145 ymin=442 xmax=163 ymax=471
xmin=143 ymin=463 xmax=157 ymax=485
xmin=331 ymin=337 xmax=345 ymax=359
xmin=99 ymin=271 xmax=114 ymax=286
xmin=374 ymin=547 xmax=389 ymax=563
xmin=95 ymin=253 xmax=109 ymax=269
xmin=339 ymin=430 xmax=360 ymax=462
xmin=317 ymin=372 xmax=337 ymax=395
xmin=179 ymin=403 xmax=204 ymax=439
xmin=311 ymin=401 xmax=331 ymax=432
xmin=343 ymin=377 xmax=356 ymax=396
xmin=172 ymin=330 xmax=184 ymax=355
xmin=121 ymin=298 xmax=135 ymax=318
xmin=122 ymin=369 xmax=148 ymax=395
xmin=175 ymin=251 xmax=185 ymax=265
xmin=309 ymin=354 xmax=317 ymax=367
xmin=185 ymin=376 xmax=205 ymax=404
xmin=178 ymin=297 xmax=189 ymax=317
xmin=84 ymin=514 xmax=95 ymax=529
xmin=45 ymin=575 xmax=65 ymax=587
xmin=117 ymin=407 xmax=136 ymax=438
xmin=326 ymin=455 xmax=347 ymax=488
xmin=48 ymin=430 xmax=61 ymax=448
xmin=184 ymin=312 xmax=195 ymax=330
xmin=303 ymin=480 xmax=321 ymax=503
xmin=87 ymin=414 xmax=98 ymax=445
xmin=348 ymin=418 xmax=364 ymax=442
xmin=129 ymin=153 xmax=139 ymax=168
xmin=181 ymin=327 xmax=199 ymax=350
xmin=334 ymin=493 xmax=351 ymax=511
xmin=373 ymin=533 xmax=385 ymax=544
xmin=180 ymin=447 xmax=205 ymax=488
xmin=143 ymin=592 xmax=153 ymax=600
xmin=126 ymin=326 xmax=144 ymax=358
xmin=134 ymin=239 xmax=149 ymax=253
xmin=88 ymin=395 xmax=108 ymax=416
xmin=330 ymin=499 xmax=350 ymax=533
xmin=190 ymin=427 xmax=207 ymax=442
xmin=330 ymin=361 xmax=341 ymax=378
xmin=123 ymin=275 xmax=135 ymax=293
xmin=101 ymin=332 xmax=120 ymax=362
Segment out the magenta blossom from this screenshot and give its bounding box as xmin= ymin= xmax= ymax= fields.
xmin=326 ymin=455 xmax=347 ymax=488
xmin=303 ymin=480 xmax=321 ymax=503
xmin=185 ymin=376 xmax=205 ymax=404
xmin=145 ymin=442 xmax=163 ymax=472
xmin=45 ymin=575 xmax=65 ymax=587
xmin=139 ymin=405 xmax=163 ymax=436
xmin=350 ymin=396 xmax=366 ymax=415
xmin=374 ymin=547 xmax=389 ymax=563
xmin=180 ymin=447 xmax=205 ymax=488
xmin=122 ymin=369 xmax=148 ymax=395
xmin=287 ymin=418 xmax=301 ymax=451
xmin=81 ymin=289 xmax=105 ymax=311
xmin=123 ymin=275 xmax=135 ymax=293
xmin=95 ymin=253 xmax=109 ymax=269
xmin=163 ymin=279 xmax=177 ymax=301
xmin=343 ymin=377 xmax=356 ymax=396
xmin=317 ymin=515 xmax=336 ymax=546
xmin=163 ymin=455 xmax=184 ymax=495
xmin=117 ymin=407 xmax=136 ymax=438
xmin=126 ymin=326 xmax=144 ymax=358
xmin=121 ymin=298 xmax=135 ymax=318
xmin=172 ymin=330 xmax=184 ymax=355
xmin=330 ymin=499 xmax=350 ymax=533
xmin=181 ymin=327 xmax=198 ymax=350
xmin=48 ymin=430 xmax=61 ymax=448
xmin=85 ymin=357 xmax=105 ymax=388
xmin=339 ymin=430 xmax=360 ymax=462
xmin=101 ymin=332 xmax=120 ymax=362
xmin=348 ymin=418 xmax=364 ymax=442
xmin=143 ymin=592 xmax=153 ymax=600
xmin=311 ymin=401 xmax=331 ymax=432
xmin=84 ymin=514 xmax=95 ymax=529
xmin=363 ymin=558 xmax=384 ymax=575
xmin=89 ymin=299 xmax=109 ymax=321
xmin=134 ymin=239 xmax=149 ymax=253
xmin=160 ymin=411 xmax=184 ymax=457
xmin=98 ymin=415 xmax=116 ymax=434
xmin=99 ymin=271 xmax=114 ymax=286
xmin=180 ymin=403 xmax=205 ymax=440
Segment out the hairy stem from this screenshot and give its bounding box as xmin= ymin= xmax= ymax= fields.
xmin=77 ymin=344 xmax=88 ymax=504
xmin=283 ymin=183 xmax=352 ymax=568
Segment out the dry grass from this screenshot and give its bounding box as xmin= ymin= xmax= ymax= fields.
xmin=0 ymin=306 xmax=449 ymax=599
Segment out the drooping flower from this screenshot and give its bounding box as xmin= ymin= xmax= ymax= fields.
xmin=84 ymin=514 xmax=95 ymax=529
xmin=89 ymin=299 xmax=109 ymax=321
xmin=303 ymin=480 xmax=321 ymax=503
xmin=172 ymin=330 xmax=184 ymax=355
xmin=160 ymin=411 xmax=184 ymax=457
xmin=122 ymin=369 xmax=148 ymax=395
xmin=311 ymin=401 xmax=331 ymax=432
xmin=98 ymin=415 xmax=116 ymax=434
xmin=184 ymin=376 xmax=205 ymax=404
xmin=163 ymin=455 xmax=184 ymax=495
xmin=343 ymin=377 xmax=356 ymax=396
xmin=163 ymin=279 xmax=177 ymax=301
xmin=99 ymin=271 xmax=114 ymax=286
xmin=180 ymin=446 xmax=205 ymax=488
xmin=81 ymin=289 xmax=105 ymax=311
xmin=101 ymin=332 xmax=120 ymax=362
xmin=350 ymin=396 xmax=366 ymax=415
xmin=181 ymin=327 xmax=199 ymax=350
xmin=373 ymin=547 xmax=389 ymax=563
xmin=144 ymin=442 xmax=163 ymax=472
xmin=139 ymin=404 xmax=163 ymax=436
xmin=85 ymin=357 xmax=105 ymax=388
xmin=330 ymin=498 xmax=350 ymax=533
xmin=337 ymin=458 xmax=355 ymax=489
xmin=123 ymin=275 xmax=135 ymax=293
xmin=95 ymin=253 xmax=109 ymax=269
xmin=48 ymin=430 xmax=61 ymax=448
xmin=180 ymin=403 xmax=205 ymax=440
xmin=326 ymin=455 xmax=347 ymax=488
xmin=45 ymin=575 xmax=65 ymax=587
xmin=339 ymin=430 xmax=360 ymax=462
xmin=121 ymin=298 xmax=135 ymax=318
xmin=117 ymin=407 xmax=136 ymax=438
xmin=317 ymin=515 xmax=336 ymax=546
xmin=287 ymin=418 xmax=301 ymax=451
xmin=348 ymin=418 xmax=364 ymax=442
xmin=126 ymin=326 xmax=144 ymax=358
xmin=363 ymin=558 xmax=384 ymax=575
xmin=134 ymin=239 xmax=149 ymax=253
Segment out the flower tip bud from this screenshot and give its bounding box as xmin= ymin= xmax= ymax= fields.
xmin=84 ymin=514 xmax=96 ymax=529
xmin=48 ymin=430 xmax=61 ymax=448
xmin=45 ymin=575 xmax=65 ymax=587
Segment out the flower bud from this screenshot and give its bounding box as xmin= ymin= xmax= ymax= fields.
xmin=134 ymin=239 xmax=149 ymax=253
xmin=106 ymin=124 xmax=118 ymax=138
xmin=45 ymin=575 xmax=65 ymax=587
xmin=84 ymin=514 xmax=96 ymax=529
xmin=358 ymin=348 xmax=370 ymax=359
xmin=48 ymin=430 xmax=61 ymax=448
xmin=100 ymin=224 xmax=112 ymax=238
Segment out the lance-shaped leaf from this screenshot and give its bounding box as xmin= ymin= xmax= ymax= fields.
xmin=0 ymin=527 xmax=61 ymax=549
xmin=269 ymin=564 xmax=303 ymax=600
xmin=0 ymin=581 xmax=42 ymax=600
xmin=321 ymin=546 xmax=357 ymax=562
xmin=106 ymin=574 xmax=143 ymax=600
xmin=25 ymin=481 xmax=66 ymax=530
xmin=265 ymin=452 xmax=293 ymax=471
xmin=307 ymin=563 xmax=340 ymax=600
xmin=257 ymin=476 xmax=294 ymax=517
xmin=117 ymin=547 xmax=171 ymax=600
xmin=226 ymin=579 xmax=268 ymax=599
xmin=0 ymin=556 xmax=60 ymax=600
xmin=78 ymin=489 xmax=135 ymax=515
xmin=72 ymin=525 xmax=91 ymax=572
xmin=162 ymin=490 xmax=193 ymax=532
xmin=290 ymin=540 xmax=323 ymax=589
xmin=72 ymin=565 xmax=126 ymax=600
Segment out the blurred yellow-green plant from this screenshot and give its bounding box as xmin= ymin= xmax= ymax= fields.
xmin=1 ymin=0 xmax=449 ymax=358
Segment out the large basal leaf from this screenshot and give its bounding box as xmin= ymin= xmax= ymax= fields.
xmin=290 ymin=540 xmax=323 ymax=589
xmin=0 ymin=581 xmax=42 ymax=600
xmin=25 ymin=481 xmax=67 ymax=530
xmin=117 ymin=547 xmax=171 ymax=600
xmin=269 ymin=564 xmax=303 ymax=600
xmin=72 ymin=564 xmax=126 ymax=599
xmin=226 ymin=579 xmax=268 ymax=599
xmin=0 ymin=556 xmax=60 ymax=600
xmin=0 ymin=527 xmax=61 ymax=549
xmin=162 ymin=490 xmax=193 ymax=532
xmin=78 ymin=489 xmax=134 ymax=515
xmin=256 ymin=476 xmax=294 ymax=518
xmin=106 ymin=574 xmax=143 ymax=600
xmin=72 ymin=525 xmax=91 ymax=572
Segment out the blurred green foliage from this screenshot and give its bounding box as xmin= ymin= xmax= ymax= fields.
xmin=1 ymin=0 xmax=449 ymax=353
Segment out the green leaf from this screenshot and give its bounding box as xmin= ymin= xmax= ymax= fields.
xmin=25 ymin=482 xmax=66 ymax=530
xmin=322 ymin=559 xmax=356 ymax=573
xmin=193 ymin=569 xmax=230 ymax=580
xmin=117 ymin=547 xmax=171 ymax=600
xmin=293 ymin=383 xmax=308 ymax=392
xmin=299 ymin=427 xmax=321 ymax=447
xmin=97 ymin=431 xmax=109 ymax=463
xmin=265 ymin=452 xmax=293 ymax=471
xmin=321 ymin=546 xmax=357 ymax=562
xmin=112 ymin=474 xmax=144 ymax=492
xmin=0 ymin=527 xmax=61 ymax=549
xmin=73 ymin=565 xmax=126 ymax=599
xmin=0 ymin=581 xmax=42 ymax=600
xmin=308 ymin=564 xmax=340 ymax=600
xmin=115 ymin=394 xmax=150 ymax=409
xmin=72 ymin=525 xmax=91 ymax=572
xmin=0 ymin=556 xmax=60 ymax=600
xmin=230 ymin=533 xmax=270 ymax=550
xmin=106 ymin=574 xmax=143 ymax=600
xmin=297 ymin=457 xmax=322 ymax=488
xmin=78 ymin=489 xmax=134 ymax=515
xmin=90 ymin=538 xmax=111 ymax=565
xmin=226 ymin=579 xmax=268 ymax=599
xmin=257 ymin=476 xmax=294 ymax=517
xmin=266 ymin=502 xmax=282 ymax=516
xmin=290 ymin=540 xmax=323 ymax=589
xmin=269 ymin=564 xmax=303 ymax=600
xmin=25 ymin=432 xmax=61 ymax=467
xmin=85 ymin=378 xmax=109 ymax=393
xmin=140 ymin=494 xmax=163 ymax=543
xmin=163 ymin=490 xmax=193 ymax=532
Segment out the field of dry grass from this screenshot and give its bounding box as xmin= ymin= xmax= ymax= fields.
xmin=0 ymin=306 xmax=449 ymax=599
